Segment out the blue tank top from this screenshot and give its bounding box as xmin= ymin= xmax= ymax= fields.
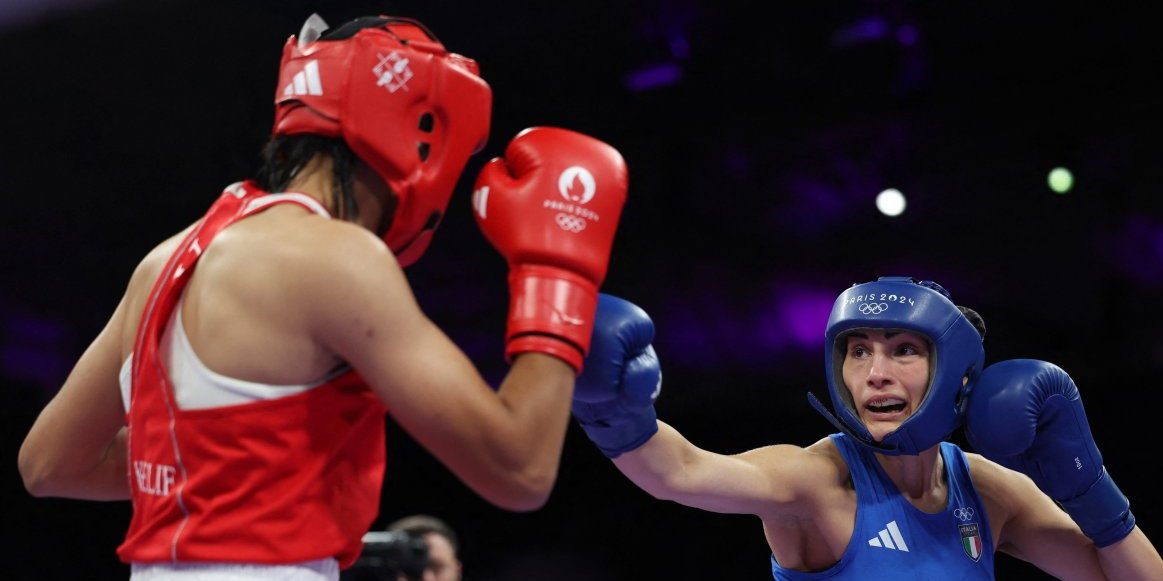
xmin=771 ymin=434 xmax=994 ymax=580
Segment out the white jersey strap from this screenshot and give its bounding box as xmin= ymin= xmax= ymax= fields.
xmin=241 ymin=192 xmax=331 ymax=218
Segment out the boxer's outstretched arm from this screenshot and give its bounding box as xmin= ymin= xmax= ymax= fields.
xmin=573 ymin=294 xmax=835 ymax=517
xmin=614 ymin=422 xmax=833 ymax=517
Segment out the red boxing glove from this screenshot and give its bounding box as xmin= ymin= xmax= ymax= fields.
xmin=472 ymin=127 xmax=628 ymax=373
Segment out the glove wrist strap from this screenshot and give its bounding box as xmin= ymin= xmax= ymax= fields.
xmin=505 ymin=264 xmax=598 ymax=373
xmin=1059 ymin=468 xmax=1136 ymax=548
xmin=577 ymin=406 xmax=659 ymax=459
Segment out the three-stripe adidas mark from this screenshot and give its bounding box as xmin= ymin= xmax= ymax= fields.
xmin=283 ymin=60 xmax=323 ymax=97
xmin=868 ymin=520 xmax=909 ymax=552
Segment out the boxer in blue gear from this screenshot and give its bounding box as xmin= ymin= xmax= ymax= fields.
xmin=575 ymin=281 xmax=1163 ymax=580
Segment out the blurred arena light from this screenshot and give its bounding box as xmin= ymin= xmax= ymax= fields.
xmin=875 ymin=188 xmax=907 ymax=217
xmin=1048 ymin=166 xmax=1074 ymax=194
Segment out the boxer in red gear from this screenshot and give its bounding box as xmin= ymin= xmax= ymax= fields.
xmin=18 ymin=13 xmax=628 ymax=581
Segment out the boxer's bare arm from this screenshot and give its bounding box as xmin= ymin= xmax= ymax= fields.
xmin=972 ymin=455 xmax=1163 ymax=581
xmin=18 ymin=295 xmax=131 ymax=500
xmin=17 ymin=229 xmax=189 ymax=500
xmin=614 ymin=424 xmax=840 ymax=518
xmin=308 ymin=225 xmax=575 ymax=511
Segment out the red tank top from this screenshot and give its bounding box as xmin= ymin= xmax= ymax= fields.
xmin=117 ymin=182 xmax=387 ymax=568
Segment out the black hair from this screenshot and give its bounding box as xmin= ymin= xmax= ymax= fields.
xmin=254 ymin=16 xmax=422 ymax=227
xmin=957 ymin=305 xmax=987 ymax=340
xmin=321 ymin=15 xmax=440 ymax=43
xmin=254 ymin=134 xmax=359 ymax=221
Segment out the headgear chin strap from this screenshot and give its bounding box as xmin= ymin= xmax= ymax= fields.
xmin=813 ymin=276 xmax=985 ymax=456
xmin=272 ymin=13 xmax=492 ymax=267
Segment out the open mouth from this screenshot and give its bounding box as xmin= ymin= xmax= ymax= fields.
xmin=865 ymin=397 xmax=907 ymax=415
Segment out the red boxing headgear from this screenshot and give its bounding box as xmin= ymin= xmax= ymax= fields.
xmin=273 ymin=14 xmax=492 ymax=266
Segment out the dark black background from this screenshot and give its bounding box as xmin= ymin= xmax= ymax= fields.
xmin=3 ymin=1 xmax=1161 ymax=579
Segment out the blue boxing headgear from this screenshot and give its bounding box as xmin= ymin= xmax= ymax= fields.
xmin=807 ymin=276 xmax=985 ymax=455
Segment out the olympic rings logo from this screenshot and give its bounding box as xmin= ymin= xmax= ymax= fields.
xmin=555 ymin=213 xmax=587 ymax=233
xmin=859 ymin=303 xmax=889 ymax=315
xmin=954 ymin=507 xmax=975 ymax=521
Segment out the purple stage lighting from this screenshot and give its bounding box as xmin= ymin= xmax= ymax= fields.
xmin=624 ymin=62 xmax=684 ymax=93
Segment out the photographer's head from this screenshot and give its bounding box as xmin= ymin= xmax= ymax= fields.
xmin=387 ymin=515 xmax=462 ymax=581
xmin=348 ymin=530 xmax=428 ymax=581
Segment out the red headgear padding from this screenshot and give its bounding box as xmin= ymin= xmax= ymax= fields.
xmin=273 ymin=14 xmax=492 ymax=266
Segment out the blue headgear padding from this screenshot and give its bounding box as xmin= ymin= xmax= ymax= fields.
xmin=813 ymin=276 xmax=984 ymax=455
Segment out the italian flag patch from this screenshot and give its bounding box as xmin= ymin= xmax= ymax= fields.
xmin=960 ymin=523 xmax=982 ymax=561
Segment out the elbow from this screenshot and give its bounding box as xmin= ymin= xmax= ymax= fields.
xmin=492 ymin=491 xmax=551 ymax=513
xmin=18 ymin=448 xmax=55 ymax=498
xmin=17 ymin=439 xmax=82 ymax=499
xmin=484 ymin=465 xmax=558 ymax=512
xmin=23 ymin=476 xmax=54 ymax=498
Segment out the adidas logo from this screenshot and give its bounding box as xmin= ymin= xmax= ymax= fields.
xmin=283 ymin=60 xmax=323 ymax=97
xmin=867 ymin=520 xmax=910 ymax=552
xmin=472 ymin=186 xmax=489 ymax=220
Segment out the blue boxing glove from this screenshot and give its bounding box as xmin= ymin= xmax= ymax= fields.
xmin=965 ymin=359 xmax=1135 ymax=547
xmin=571 ymin=294 xmax=662 ymax=458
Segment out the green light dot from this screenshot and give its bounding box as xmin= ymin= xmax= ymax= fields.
xmin=1048 ymin=167 xmax=1073 ymax=194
